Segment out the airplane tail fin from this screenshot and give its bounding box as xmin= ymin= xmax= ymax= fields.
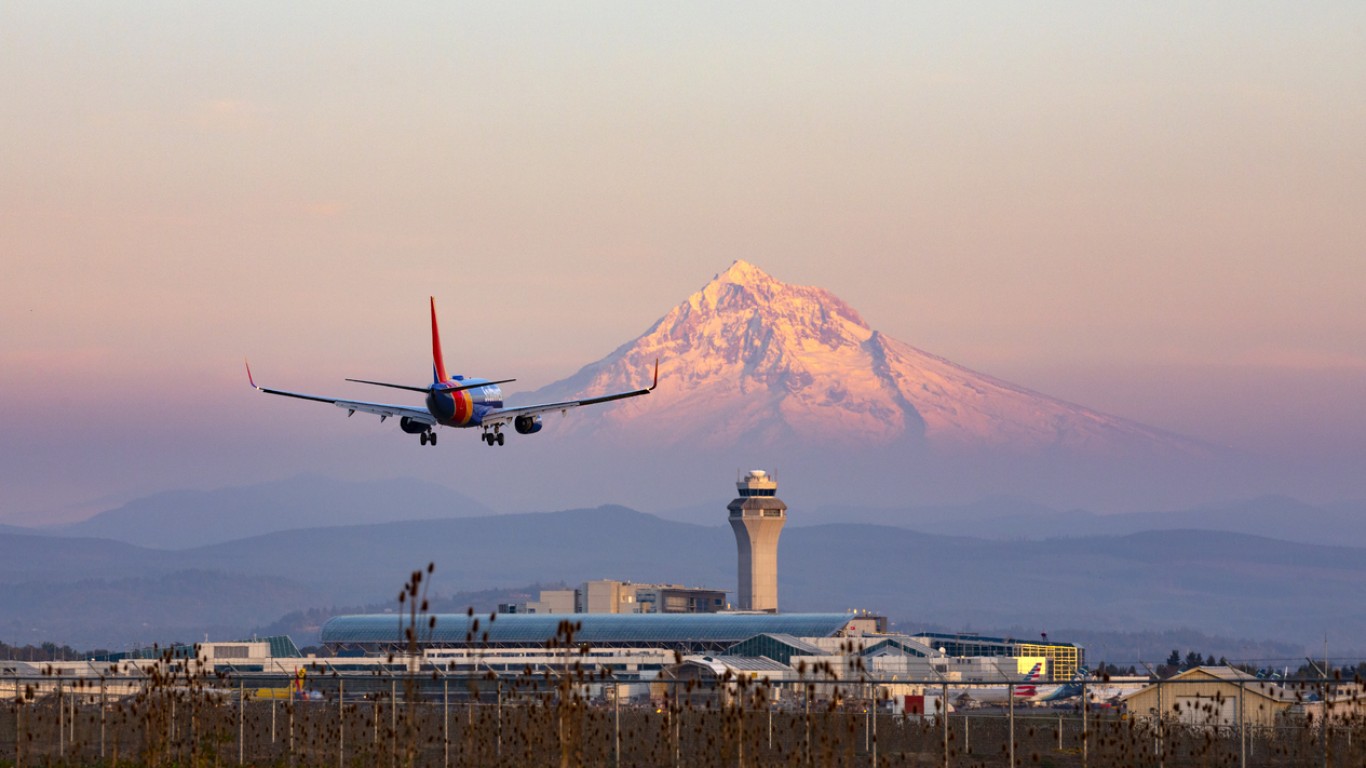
xmin=430 ymin=297 xmax=449 ymax=384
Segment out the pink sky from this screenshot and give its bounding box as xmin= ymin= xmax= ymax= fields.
xmin=2 ymin=3 xmax=1363 ymax=522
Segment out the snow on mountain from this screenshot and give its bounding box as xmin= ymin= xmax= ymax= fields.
xmin=517 ymin=261 xmax=1210 ymax=456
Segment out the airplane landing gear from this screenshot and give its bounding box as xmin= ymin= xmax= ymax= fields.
xmin=420 ymin=430 xmax=438 ymax=446
xmin=481 ymin=430 xmax=505 ymax=447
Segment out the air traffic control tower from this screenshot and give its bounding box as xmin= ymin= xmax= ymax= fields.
xmin=728 ymin=470 xmax=787 ymax=612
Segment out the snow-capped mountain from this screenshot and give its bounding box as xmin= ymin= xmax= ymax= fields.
xmin=519 ymin=261 xmax=1209 ymax=456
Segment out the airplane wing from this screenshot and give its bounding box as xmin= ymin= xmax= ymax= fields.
xmin=478 ymin=359 xmax=659 ymax=430
xmin=246 ymin=362 xmax=436 ymax=426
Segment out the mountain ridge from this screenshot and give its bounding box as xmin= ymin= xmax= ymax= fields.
xmin=56 ymin=475 xmax=491 ymax=549
xmin=3 ymin=502 xmax=1361 ymax=650
xmin=799 ymin=494 xmax=1366 ymax=548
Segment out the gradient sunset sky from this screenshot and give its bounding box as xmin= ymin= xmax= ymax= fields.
xmin=2 ymin=3 xmax=1363 ymax=522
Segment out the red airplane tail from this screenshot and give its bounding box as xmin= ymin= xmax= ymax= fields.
xmin=430 ymin=296 xmax=449 ymax=383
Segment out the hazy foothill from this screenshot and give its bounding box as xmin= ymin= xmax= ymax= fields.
xmin=2 ymin=482 xmax=1362 ymax=657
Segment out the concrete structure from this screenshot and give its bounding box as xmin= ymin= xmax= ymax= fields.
xmin=497 ymin=587 xmax=576 ymax=615
xmin=728 ymin=469 xmax=786 ymax=612
xmin=529 ymin=588 xmax=576 ymax=614
xmin=580 ymin=579 xmax=636 ymax=613
xmin=633 ymin=583 xmax=726 ymax=614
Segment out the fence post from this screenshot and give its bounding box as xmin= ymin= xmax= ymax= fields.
xmin=1008 ymin=682 xmax=1015 ymax=768
xmin=865 ymin=686 xmax=871 ymax=753
xmin=941 ymin=680 xmax=949 ymax=768
xmin=338 ymin=678 xmax=344 ymax=768
xmin=1238 ymin=680 xmax=1245 ymax=768
xmin=239 ymin=679 xmax=244 ymax=766
xmin=797 ymin=675 xmax=808 ymax=765
xmin=1080 ymin=680 xmax=1087 ymax=768
xmin=1157 ymin=678 xmax=1164 ymax=768
xmin=16 ymin=688 xmax=23 ymax=768
xmin=871 ymin=688 xmax=878 ymax=768
xmin=288 ymin=685 xmax=295 ymax=767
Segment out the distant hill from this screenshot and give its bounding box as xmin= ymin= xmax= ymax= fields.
xmin=1027 ymin=627 xmax=1305 ymax=669
xmin=0 ymin=533 xmax=174 ymax=583
xmin=188 ymin=505 xmax=733 ymax=600
xmin=3 ymin=505 xmax=1358 ymax=651
xmin=778 ymin=525 xmax=1366 ymax=646
xmin=0 ymin=570 xmax=329 ymax=650
xmin=799 ymin=495 xmax=1366 ymax=548
xmin=57 ymin=475 xmax=492 ymax=549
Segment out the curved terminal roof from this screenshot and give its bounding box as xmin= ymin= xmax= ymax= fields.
xmin=322 ymin=613 xmax=855 ymax=649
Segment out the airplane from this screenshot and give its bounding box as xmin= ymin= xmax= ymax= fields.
xmin=1029 ymin=668 xmax=1150 ymax=705
xmin=246 ymin=297 xmax=658 ymax=447
xmin=949 ymin=662 xmax=1044 ymax=707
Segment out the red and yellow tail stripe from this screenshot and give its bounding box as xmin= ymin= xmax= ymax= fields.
xmin=430 ymin=296 xmax=449 ymax=384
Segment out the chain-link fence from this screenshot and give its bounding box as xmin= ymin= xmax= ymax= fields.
xmin=2 ymin=672 xmax=1362 ymax=767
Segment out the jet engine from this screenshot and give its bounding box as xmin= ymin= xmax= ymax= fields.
xmin=399 ymin=417 xmax=429 ymax=434
xmin=514 ymin=415 xmax=543 ymax=435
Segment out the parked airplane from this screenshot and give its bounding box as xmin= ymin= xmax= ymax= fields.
xmin=949 ymin=662 xmax=1044 ymax=706
xmin=247 ymin=297 xmax=658 ymax=447
xmin=1029 ymin=669 xmax=1149 ymax=705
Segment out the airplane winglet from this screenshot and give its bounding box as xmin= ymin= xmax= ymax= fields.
xmin=245 ymin=359 xmax=260 ymax=390
xmin=648 ymin=358 xmax=660 ymax=391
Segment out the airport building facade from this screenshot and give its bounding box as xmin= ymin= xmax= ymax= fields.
xmin=911 ymin=632 xmax=1084 ymax=681
xmin=497 ymin=581 xmax=727 ymax=615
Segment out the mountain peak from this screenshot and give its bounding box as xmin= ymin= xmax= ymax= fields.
xmin=689 ymin=261 xmax=869 ymax=334
xmin=521 ymin=263 xmax=1207 ymax=456
xmin=715 ymin=259 xmax=774 ymax=286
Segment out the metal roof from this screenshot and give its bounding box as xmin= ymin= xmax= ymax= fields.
xmin=862 ymin=636 xmax=935 ymax=658
xmin=725 ymin=633 xmax=829 ymax=664
xmin=690 ymin=655 xmax=794 ymax=674
xmin=322 ymin=613 xmax=855 ymax=648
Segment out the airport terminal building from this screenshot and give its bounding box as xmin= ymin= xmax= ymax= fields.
xmin=911 ymin=632 xmax=1084 ymax=681
xmin=322 ymin=612 xmax=856 ymax=655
